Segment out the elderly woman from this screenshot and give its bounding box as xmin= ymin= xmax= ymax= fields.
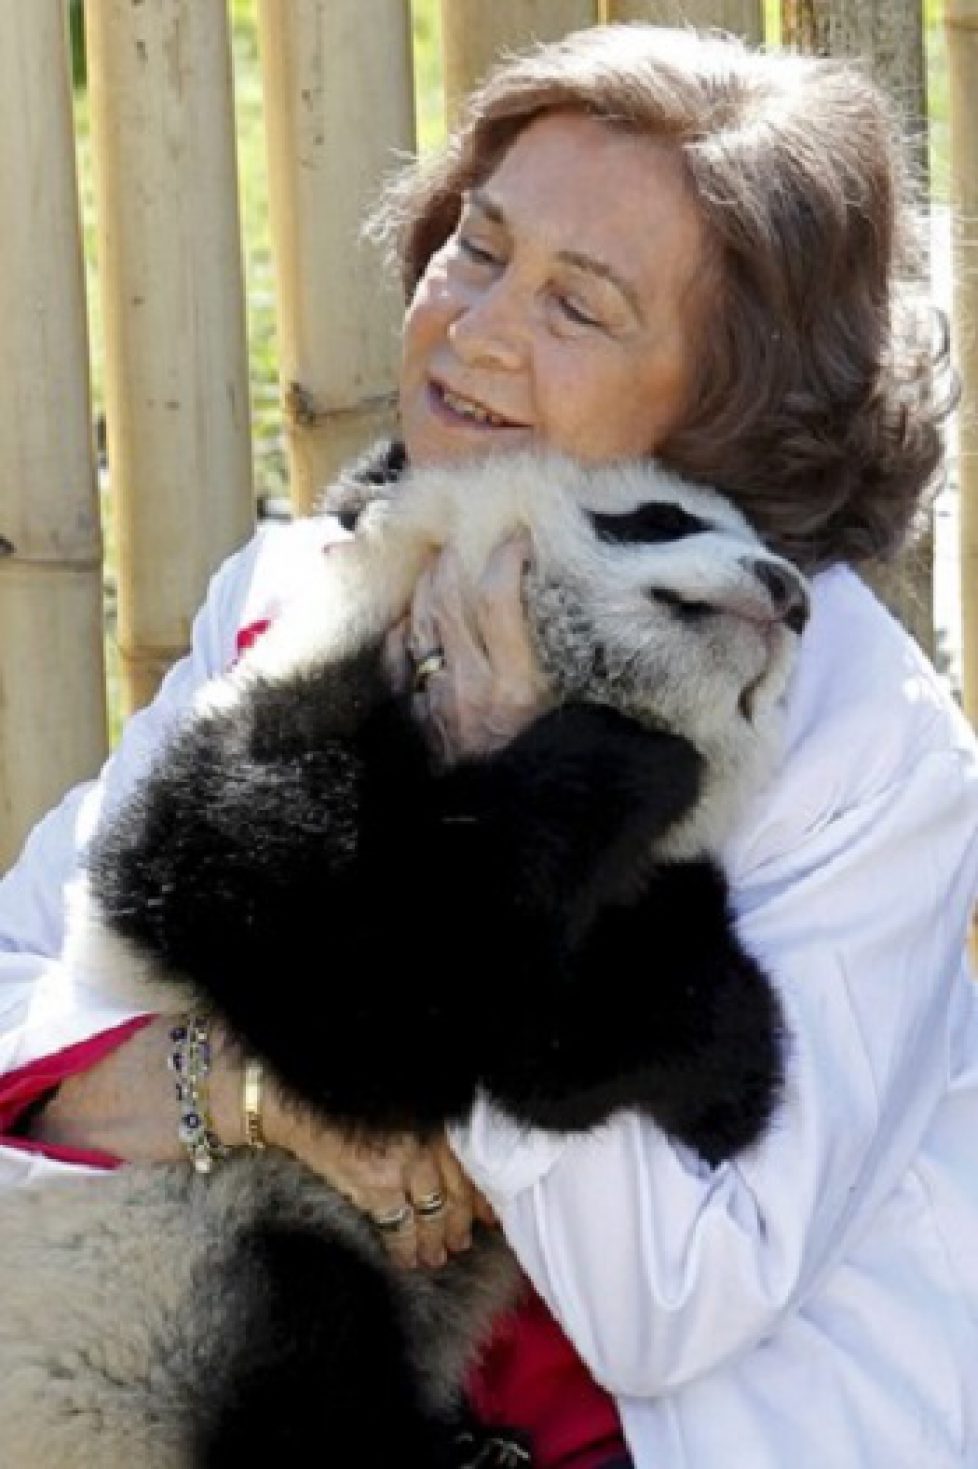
xmin=1 ymin=23 xmax=976 ymax=1469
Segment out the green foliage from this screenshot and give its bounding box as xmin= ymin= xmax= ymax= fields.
xmin=67 ymin=0 xmax=85 ymax=86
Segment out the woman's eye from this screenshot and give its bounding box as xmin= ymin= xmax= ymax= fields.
xmin=457 ymin=235 xmax=500 ymax=266
xmin=556 ymin=294 xmax=601 ymax=329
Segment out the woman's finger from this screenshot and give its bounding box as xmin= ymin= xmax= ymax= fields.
xmin=427 ymin=547 xmax=487 ymax=671
xmin=382 ymin=617 xmax=413 ymax=694
xmin=408 ymin=1152 xmax=453 ymax=1269
xmin=473 ymin=534 xmax=540 ymax=689
xmin=408 ymin=561 xmax=443 ymax=667
xmin=430 ymin=1138 xmax=479 ymax=1255
xmin=409 ymin=554 xmax=466 ymax=757
xmin=369 ymin=1197 xmax=421 ymax=1270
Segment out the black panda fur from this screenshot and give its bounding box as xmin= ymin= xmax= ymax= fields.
xmin=0 ymin=442 xmax=809 ymax=1468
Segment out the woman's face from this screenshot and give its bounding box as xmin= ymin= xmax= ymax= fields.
xmin=399 ymin=111 xmax=708 ymax=467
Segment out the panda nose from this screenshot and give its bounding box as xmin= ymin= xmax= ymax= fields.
xmin=747 ymin=559 xmax=810 ymax=634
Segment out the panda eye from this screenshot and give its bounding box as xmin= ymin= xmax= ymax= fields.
xmin=650 ymin=589 xmax=717 ymax=621
xmin=589 ymin=504 xmax=707 ymax=546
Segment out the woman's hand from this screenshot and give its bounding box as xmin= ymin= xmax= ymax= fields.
xmin=266 ymin=1099 xmax=497 ymax=1272
xmin=32 ymin=1017 xmax=494 ymax=1272
xmin=386 ymin=534 xmax=552 ymax=764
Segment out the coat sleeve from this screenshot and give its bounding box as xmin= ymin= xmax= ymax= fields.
xmin=0 ymin=530 xmax=271 ymax=1106
xmin=448 ymin=725 xmax=978 ymax=1398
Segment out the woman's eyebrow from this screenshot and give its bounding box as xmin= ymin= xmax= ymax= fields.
xmin=467 ymin=187 xmax=644 ymax=323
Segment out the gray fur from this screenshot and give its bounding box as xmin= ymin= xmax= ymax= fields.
xmin=0 ymin=1153 xmax=521 ymax=1467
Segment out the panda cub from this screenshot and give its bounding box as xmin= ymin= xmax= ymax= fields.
xmin=0 ymin=447 xmax=809 ymax=1469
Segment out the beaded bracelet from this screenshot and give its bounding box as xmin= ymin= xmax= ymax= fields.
xmin=168 ymin=1015 xmax=230 ymax=1175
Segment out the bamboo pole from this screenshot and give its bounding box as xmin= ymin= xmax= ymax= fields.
xmin=257 ymin=0 xmax=415 ymax=514
xmin=781 ymin=0 xmax=934 ymax=659
xmin=605 ymin=0 xmax=763 ymax=44
xmin=441 ymin=0 xmax=600 ymax=124
xmin=947 ymin=0 xmax=978 ymax=727
xmin=84 ymin=0 xmax=255 ymax=715
xmin=780 ymin=2 xmax=928 ymax=176
xmin=0 ymin=0 xmax=107 ymax=871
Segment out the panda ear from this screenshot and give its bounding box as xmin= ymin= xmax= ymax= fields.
xmin=587 ymin=503 xmax=707 ymax=546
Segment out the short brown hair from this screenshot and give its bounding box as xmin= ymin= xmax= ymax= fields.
xmin=372 ymin=25 xmax=955 ymax=572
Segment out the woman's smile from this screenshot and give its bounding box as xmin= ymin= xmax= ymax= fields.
xmin=426 ymin=378 xmax=531 ymax=433
xmin=399 ymin=111 xmax=706 ymax=468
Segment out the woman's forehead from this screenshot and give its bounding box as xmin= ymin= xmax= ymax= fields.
xmin=474 ymin=112 xmax=704 ymax=293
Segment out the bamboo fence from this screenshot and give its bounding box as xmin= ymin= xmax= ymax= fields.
xmin=84 ymin=0 xmax=255 ymax=717
xmin=0 ymin=0 xmax=107 ymax=868
xmin=0 ymin=0 xmax=974 ymax=872
xmin=781 ymin=0 xmax=936 ymax=654
xmin=947 ymin=0 xmax=978 ymax=727
xmin=257 ymin=0 xmax=415 ymax=511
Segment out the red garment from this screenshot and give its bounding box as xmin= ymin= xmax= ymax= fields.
xmin=467 ymin=1286 xmax=628 ymax=1469
xmin=0 ymin=1015 xmax=154 ymax=1168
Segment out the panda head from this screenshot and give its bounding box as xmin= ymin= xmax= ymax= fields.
xmin=336 ymin=450 xmax=807 ymax=854
xmin=315 ymin=449 xmax=810 ymax=852
xmin=504 ymin=456 xmax=810 ymax=854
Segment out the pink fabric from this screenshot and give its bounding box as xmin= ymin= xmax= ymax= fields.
xmin=467 ymin=1285 xmax=628 ymax=1468
xmin=234 ymin=618 xmax=272 ymax=659
xmin=0 ymin=1015 xmax=154 ymax=1169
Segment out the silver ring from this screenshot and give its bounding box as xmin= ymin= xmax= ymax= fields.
xmin=414 ymin=1189 xmax=448 ymax=1219
xmin=371 ymin=1202 xmax=414 ymax=1234
xmin=413 ymin=649 xmax=446 ymax=691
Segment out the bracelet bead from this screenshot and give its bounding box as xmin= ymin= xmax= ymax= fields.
xmin=168 ymin=1016 xmax=230 ymax=1175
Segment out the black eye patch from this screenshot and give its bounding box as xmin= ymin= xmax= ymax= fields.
xmin=588 ymin=503 xmax=707 ymax=546
xmin=650 ymin=589 xmax=716 ymax=622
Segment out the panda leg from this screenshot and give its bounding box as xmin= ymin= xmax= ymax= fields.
xmin=197 ymin=1223 xmax=454 ymax=1469
xmin=479 ymin=858 xmax=786 ymax=1163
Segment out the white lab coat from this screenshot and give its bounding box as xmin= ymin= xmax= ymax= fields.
xmin=2 ymin=515 xmax=977 ymax=1467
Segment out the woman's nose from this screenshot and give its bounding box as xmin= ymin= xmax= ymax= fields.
xmin=447 ymin=282 xmax=525 ymax=372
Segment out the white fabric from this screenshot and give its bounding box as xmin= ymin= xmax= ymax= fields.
xmin=1 ymin=520 xmax=976 ymax=1468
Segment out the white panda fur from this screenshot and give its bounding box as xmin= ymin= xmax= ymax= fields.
xmin=64 ymin=449 xmax=805 ymax=1013
xmin=0 ymin=445 xmax=809 ymax=1468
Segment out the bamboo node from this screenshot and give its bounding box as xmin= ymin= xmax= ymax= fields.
xmin=284 ymin=382 xmax=398 ymax=429
xmin=285 ymin=381 xmax=320 ymax=428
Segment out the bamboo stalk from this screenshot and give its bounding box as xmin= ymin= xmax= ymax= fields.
xmin=780 ymin=1 xmax=928 ymax=176
xmin=605 ymin=0 xmax=763 ymax=43
xmin=441 ymin=0 xmax=600 ymax=124
xmin=257 ymin=0 xmax=415 ymax=514
xmin=947 ymin=0 xmax=978 ymax=727
xmin=781 ymin=0 xmax=934 ymax=659
xmin=84 ymin=0 xmax=255 ymax=715
xmin=0 ymin=0 xmax=107 ymax=871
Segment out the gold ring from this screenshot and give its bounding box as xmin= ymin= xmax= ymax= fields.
xmin=414 ymin=1189 xmax=448 ymax=1218
xmin=372 ymin=1202 xmax=414 ymax=1234
xmin=413 ymin=650 xmax=446 ymax=690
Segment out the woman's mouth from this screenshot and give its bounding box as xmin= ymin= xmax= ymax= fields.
xmin=428 ymin=380 xmax=527 ymax=431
